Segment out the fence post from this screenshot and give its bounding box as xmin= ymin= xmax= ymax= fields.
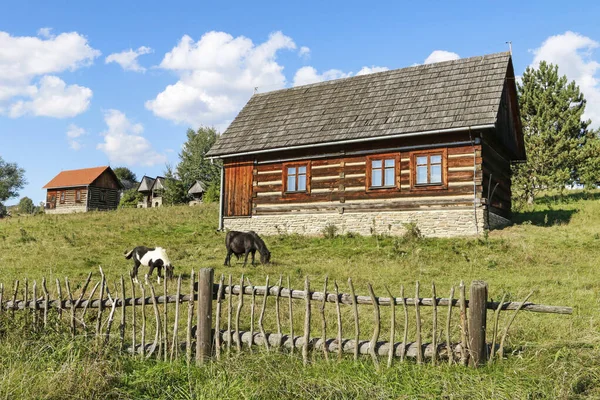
xmin=196 ymin=268 xmax=214 ymax=365
xmin=468 ymin=280 xmax=488 ymax=367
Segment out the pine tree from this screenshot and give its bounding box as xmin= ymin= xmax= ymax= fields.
xmin=513 ymin=61 xmax=600 ymax=204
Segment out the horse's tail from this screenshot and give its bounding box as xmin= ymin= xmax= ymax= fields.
xmin=124 ymin=249 xmax=134 ymax=259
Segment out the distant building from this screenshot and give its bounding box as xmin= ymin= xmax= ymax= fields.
xmin=188 ymin=180 xmax=206 ymax=205
xmin=136 ymin=176 xmax=180 ymax=208
xmin=43 ymin=166 xmax=123 ymax=214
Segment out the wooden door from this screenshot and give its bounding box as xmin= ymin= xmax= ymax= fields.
xmin=224 ymin=160 xmax=253 ymax=217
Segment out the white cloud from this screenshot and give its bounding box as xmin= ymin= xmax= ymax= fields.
xmin=293 ymin=66 xmax=351 ymax=86
xmin=106 ymin=46 xmax=153 ymax=72
xmin=8 ymin=76 xmax=92 ymax=118
xmin=97 ymin=109 xmax=167 ymax=167
xmin=424 ymin=50 xmax=460 ymax=64
xmin=0 ymin=29 xmax=99 ymax=118
xmin=66 ymin=124 xmax=86 ymax=150
xmin=292 ymin=64 xmax=388 ymax=87
xmin=356 ymin=66 xmax=389 ymax=76
xmin=298 ymin=46 xmax=310 ymax=58
xmin=531 ymin=31 xmax=600 ymax=128
xmin=146 ymin=31 xmax=297 ymax=127
xmin=37 ymin=27 xmax=53 ymax=39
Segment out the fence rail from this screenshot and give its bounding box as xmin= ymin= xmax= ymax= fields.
xmin=0 ymin=268 xmax=572 ymax=369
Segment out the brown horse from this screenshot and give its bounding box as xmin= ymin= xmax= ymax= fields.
xmin=224 ymin=231 xmax=271 ymax=266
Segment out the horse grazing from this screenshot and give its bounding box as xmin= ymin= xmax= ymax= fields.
xmin=124 ymin=246 xmax=174 ymax=284
xmin=224 ymin=231 xmax=271 ymax=267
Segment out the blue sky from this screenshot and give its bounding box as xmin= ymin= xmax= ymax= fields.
xmin=2 ymin=0 xmax=600 ymax=205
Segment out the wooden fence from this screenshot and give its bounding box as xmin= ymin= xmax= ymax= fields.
xmin=0 ymin=268 xmax=572 ymax=368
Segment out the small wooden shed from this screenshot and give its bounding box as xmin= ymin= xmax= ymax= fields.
xmin=188 ymin=180 xmax=206 ymax=205
xmin=43 ymin=166 xmax=123 ymax=214
xmin=206 ymin=52 xmax=525 ymax=237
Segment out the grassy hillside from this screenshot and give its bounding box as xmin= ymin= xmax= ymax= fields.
xmin=1 ymin=193 xmax=600 ymax=399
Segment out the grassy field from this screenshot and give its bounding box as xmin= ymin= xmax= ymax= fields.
xmin=1 ymin=192 xmax=600 ymax=399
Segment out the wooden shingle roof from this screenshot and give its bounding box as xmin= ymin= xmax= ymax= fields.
xmin=207 ymin=52 xmax=512 ymax=157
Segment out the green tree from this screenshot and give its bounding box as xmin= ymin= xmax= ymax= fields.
xmin=0 ymin=156 xmax=26 ymax=202
xmin=18 ymin=197 xmax=35 ymax=214
xmin=177 ymin=127 xmax=221 ymax=189
xmin=162 ymin=127 xmax=222 ymax=205
xmin=118 ymin=188 xmax=144 ymax=208
xmin=513 ymin=61 xmax=600 ymax=204
xmin=113 ymin=167 xmax=137 ymax=182
xmin=162 ymin=164 xmax=188 ymax=205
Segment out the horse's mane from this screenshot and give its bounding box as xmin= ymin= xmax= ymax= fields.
xmin=249 ymin=231 xmax=269 ymax=255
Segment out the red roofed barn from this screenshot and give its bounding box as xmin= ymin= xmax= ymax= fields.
xmin=43 ymin=166 xmax=123 ymax=214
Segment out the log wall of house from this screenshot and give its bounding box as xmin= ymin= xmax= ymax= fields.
xmin=248 ymin=144 xmax=483 ymax=216
xmin=481 ymin=140 xmax=512 ymax=218
xmin=46 ymin=187 xmax=88 ymax=214
xmin=87 ymin=186 xmax=120 ymax=211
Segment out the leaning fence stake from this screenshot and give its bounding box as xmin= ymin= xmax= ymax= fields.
xmin=130 ymin=274 xmax=137 ymax=356
xmin=401 ymin=285 xmax=408 ymax=362
xmin=32 ymin=281 xmax=38 ymax=330
xmin=498 ymin=290 xmax=533 ymax=360
xmin=415 ymin=281 xmax=422 ymax=364
xmin=367 ymin=283 xmax=380 ymax=369
xmin=302 ymin=276 xmax=311 ymax=366
xmin=95 ymin=272 xmax=106 ymax=338
xmin=24 ymin=279 xmax=29 ymax=325
xmin=170 ymin=274 xmax=182 ymax=362
xmin=276 ymin=275 xmax=283 ymax=348
xmin=446 ymin=286 xmax=455 ymax=365
xmin=11 ymin=280 xmax=19 ymax=318
xmin=348 ymin=278 xmax=359 ymax=361
xmin=247 ymin=278 xmax=255 ymax=353
xmin=227 ymin=274 xmax=233 ymax=355
xmin=148 ymin=281 xmax=161 ymax=359
xmin=64 ymin=277 xmax=75 ymax=337
xmin=55 ymin=278 xmax=63 ymax=322
xmin=186 ymin=269 xmax=194 ymax=365
xmin=259 ymin=276 xmax=270 ymax=352
xmin=385 ymin=286 xmax=395 ymax=368
xmin=489 ymin=292 xmax=507 ymax=364
xmin=214 ymin=274 xmax=224 ymax=359
xmin=288 ymin=276 xmax=294 ymax=355
xmin=163 ymin=276 xmax=168 ymax=361
xmin=235 ymin=275 xmax=244 ymax=352
xmin=42 ymin=278 xmax=49 ymax=328
xmin=82 ymin=280 xmax=100 ymax=333
xmin=432 ymin=282 xmax=438 ymax=366
xmin=334 ymin=281 xmax=343 ymax=361
xmin=320 ymin=276 xmax=329 ymax=360
xmin=140 ymin=283 xmax=147 ymax=357
xmin=120 ymin=275 xmax=127 ymax=352
xmin=74 ymin=273 xmax=92 ymax=330
xmin=459 ymin=281 xmax=468 ymax=366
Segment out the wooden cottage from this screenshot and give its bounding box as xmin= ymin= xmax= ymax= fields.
xmin=43 ymin=166 xmax=123 ymax=214
xmin=188 ymin=180 xmax=206 ymax=205
xmin=206 ymin=52 xmax=525 ymax=237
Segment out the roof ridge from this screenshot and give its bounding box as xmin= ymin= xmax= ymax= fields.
xmin=254 ymin=51 xmax=511 ymax=97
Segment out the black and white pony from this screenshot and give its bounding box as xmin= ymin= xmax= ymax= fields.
xmin=124 ymin=246 xmax=174 ymax=284
xmin=224 ymin=230 xmax=271 ymax=267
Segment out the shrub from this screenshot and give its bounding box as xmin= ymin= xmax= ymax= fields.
xmin=119 ymin=188 xmax=143 ymax=208
xmin=401 ymin=222 xmax=422 ymax=241
xmin=322 ymin=223 xmax=338 ymax=239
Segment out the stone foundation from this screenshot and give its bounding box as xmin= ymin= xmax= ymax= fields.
xmin=45 ymin=205 xmax=87 ymax=214
xmin=223 ymin=208 xmax=510 ymax=238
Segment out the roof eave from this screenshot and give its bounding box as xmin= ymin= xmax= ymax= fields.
xmin=207 ymin=124 xmax=496 ymax=159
